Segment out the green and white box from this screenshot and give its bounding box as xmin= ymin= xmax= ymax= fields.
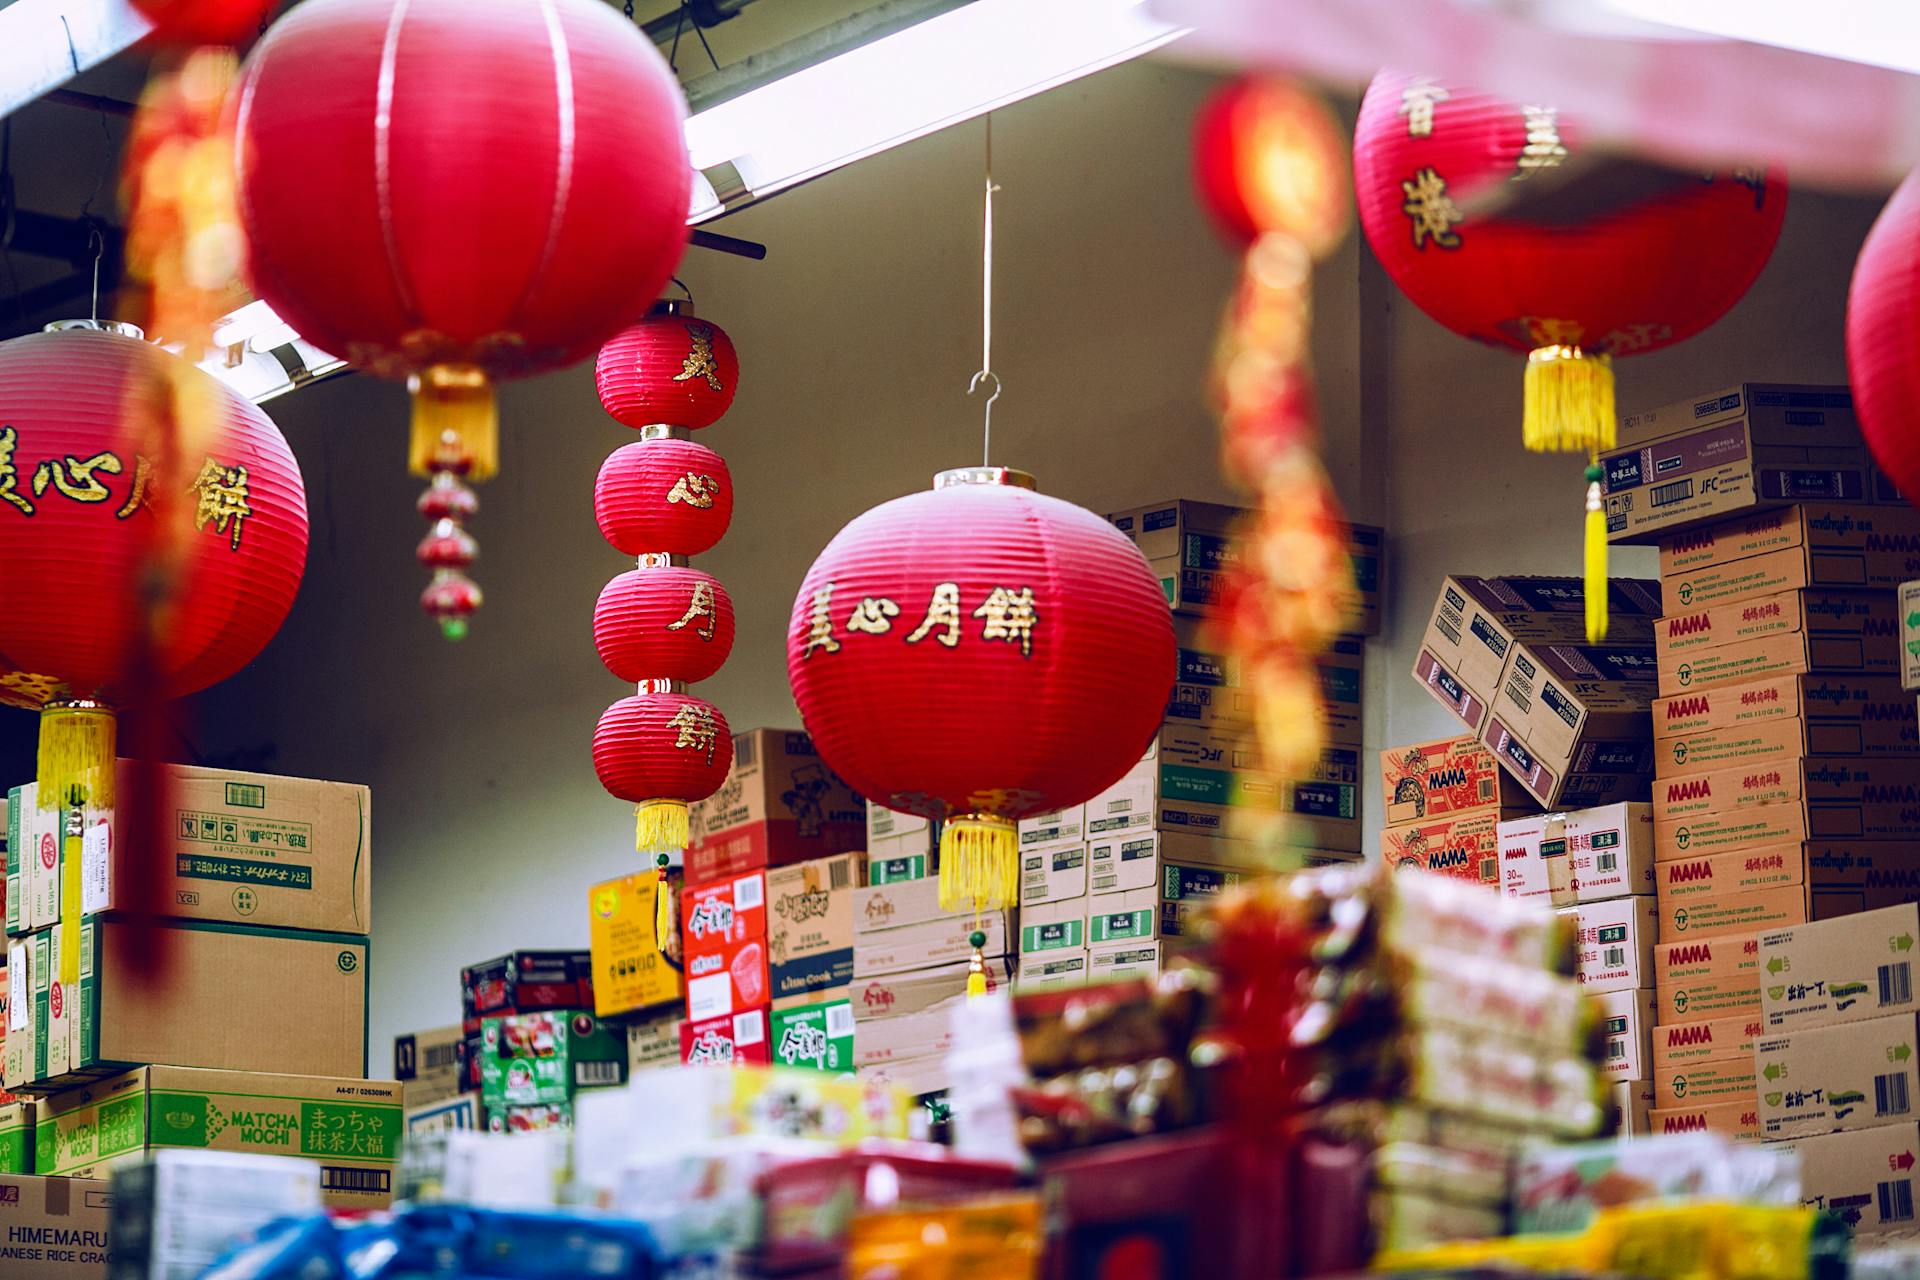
xmin=0 ymin=1100 xmax=32 ymax=1173
xmin=770 ymin=997 xmax=855 ymax=1074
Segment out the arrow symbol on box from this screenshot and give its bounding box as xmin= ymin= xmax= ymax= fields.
xmin=1898 ymin=1152 xmax=1916 ymax=1172
xmin=1768 ymin=957 xmax=1786 ymax=974
xmin=1764 ymin=1062 xmax=1785 ymax=1082
xmin=1898 ymin=934 xmax=1915 ymax=952
xmin=1895 ymin=1045 xmax=1913 ymax=1063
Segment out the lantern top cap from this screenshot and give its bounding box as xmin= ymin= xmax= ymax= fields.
xmin=935 ymin=466 xmax=1036 ymax=492
xmin=637 ymin=424 xmax=694 ymax=442
xmin=648 ymin=298 xmax=696 ymax=319
xmin=44 ymin=319 xmax=145 ymax=341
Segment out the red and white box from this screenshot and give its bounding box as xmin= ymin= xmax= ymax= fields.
xmin=680 ymin=1008 xmax=771 ymax=1066
xmin=683 ymin=871 xmax=769 ymax=1022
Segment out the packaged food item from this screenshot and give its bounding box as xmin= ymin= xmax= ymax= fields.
xmin=683 ymin=871 xmax=768 ymax=1023
xmin=1772 ymin=1121 xmax=1920 ymax=1237
xmin=1652 ymin=672 xmax=1918 ymax=751
xmin=1761 ymin=903 xmax=1920 ymax=1032
xmin=767 ymin=852 xmax=863 ymax=1002
xmin=1561 ymin=897 xmax=1658 ymax=993
xmin=1656 ymin=933 xmax=1762 ymax=1022
xmin=1380 ymin=735 xmax=1534 ymax=825
xmin=587 ymin=873 xmax=682 ymax=1020
xmin=681 ymin=1009 xmax=772 ymax=1066
xmin=1499 ymin=803 xmax=1654 ymax=905
xmin=1380 ymin=811 xmax=1500 ymax=887
xmin=687 ymin=729 xmax=864 ymax=882
xmin=1756 ymin=1012 xmax=1919 ymax=1139
xmin=479 ymin=1011 xmax=625 ymax=1107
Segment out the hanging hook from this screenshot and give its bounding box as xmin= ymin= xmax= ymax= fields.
xmin=86 ymin=223 xmax=104 ymax=324
xmin=967 ymin=370 xmax=1000 ymax=467
xmin=669 ymin=276 xmax=694 ymax=304
xmin=969 ymin=117 xmax=1001 ymax=467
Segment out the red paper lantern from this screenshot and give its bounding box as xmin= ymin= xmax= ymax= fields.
xmin=1848 ymin=172 xmax=1920 ymax=504
xmin=0 ymin=324 xmax=308 ymax=800
xmin=1353 ymin=71 xmax=1785 ymax=639
xmin=594 ymin=567 xmax=735 ymax=684
xmin=131 ymin=0 xmax=274 ymax=47
xmin=594 ymin=692 xmax=733 ymax=810
xmin=595 ymin=439 xmax=733 ymax=556
xmin=787 ymin=469 xmax=1174 ymax=914
xmin=596 ymin=308 xmax=740 ymax=431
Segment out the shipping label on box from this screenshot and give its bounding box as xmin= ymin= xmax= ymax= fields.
xmin=1649 ymin=1096 xmax=1763 ymax=1141
xmin=1656 ymin=589 xmax=1898 ymax=688
xmin=587 ymin=873 xmax=683 ymax=1020
xmin=1482 ymin=714 xmax=1655 ymax=812
xmin=1652 ymin=1012 xmax=1763 ymax=1073
xmin=1655 ymin=1054 xmax=1756 ymax=1110
xmin=1017 ymin=953 xmax=1089 ymax=993
xmin=1021 ymin=844 xmax=1087 ymax=907
xmin=770 ymin=998 xmax=855 ymax=1074
xmin=1617 ymin=384 xmax=1856 ymax=453
xmin=1380 ymin=734 xmax=1531 ymax=826
xmin=1654 ymin=673 xmax=1917 ymax=756
xmin=1595 ymin=987 xmax=1653 ymax=1083
xmin=1498 ymin=803 xmax=1654 ymax=905
xmin=1561 ymin=897 xmax=1657 ymax=994
xmin=682 ymin=872 xmax=768 ymax=1023
xmin=767 ymin=853 xmax=862 ymax=1002
xmin=1756 ymin=1013 xmax=1919 ymax=1139
xmin=1773 ymin=1121 xmax=1920 ymax=1236
xmin=855 ymin=913 xmax=1009 ymax=977
xmin=1659 ymin=502 xmax=1919 ymax=579
xmin=1089 ymin=941 xmax=1161 ymax=983
xmin=1657 ymin=932 xmax=1761 ymax=1022
xmin=680 ymin=1009 xmax=771 ymax=1067
xmin=1381 ymin=810 xmax=1500 ymax=887
xmin=479 ymin=1012 xmax=626 ymax=1106
xmin=1017 ymin=806 xmax=1085 ymax=851
xmin=688 ymin=729 xmax=864 ymax=876
xmin=1761 ymin=903 xmax=1920 ymax=1032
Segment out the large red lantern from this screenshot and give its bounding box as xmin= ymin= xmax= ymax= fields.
xmin=1848 ymin=172 xmax=1920 ymax=503
xmin=0 ymin=323 xmax=308 ymax=803
xmin=1353 ymin=72 xmax=1785 ymax=639
xmin=234 ymin=0 xmax=693 ymax=630
xmin=787 ymin=469 xmax=1174 ymax=923
xmin=131 ymin=0 xmax=274 ymax=47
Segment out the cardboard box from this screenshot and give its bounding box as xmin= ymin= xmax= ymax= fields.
xmin=0 ymin=1172 xmax=112 ymax=1278
xmin=865 ymin=850 xmax=929 ymax=885
xmin=1380 ymin=811 xmax=1500 ymax=888
xmin=1020 ymin=900 xmax=1086 ymax=957
xmin=767 ymin=852 xmax=863 ymax=1003
xmin=1087 ymin=729 xmax=1360 ymax=852
xmin=5 ymin=785 xmax=46 ymax=937
xmin=1017 ymin=952 xmax=1089 ymax=992
xmin=1317 ymin=634 xmax=1366 ymax=744
xmin=392 ymin=1025 xmax=463 ymax=1109
xmin=1018 ymin=806 xmax=1085 ymax=851
xmin=865 ymin=802 xmax=928 ymax=845
xmin=1489 ymin=640 xmax=1659 ymax=767
xmin=687 ymin=729 xmax=864 ymax=882
xmin=1595 ymin=987 xmax=1653 ymax=1083
xmin=1562 ymin=897 xmax=1657 ymax=994
xmin=1760 ymin=903 xmax=1920 ymax=1032
xmin=1498 ymin=803 xmax=1654 ymax=906
xmin=1903 ymin=579 xmax=1920 ymax=691
xmin=405 ymin=1094 xmax=482 ymax=1138
xmin=1089 ymin=941 xmax=1161 ymax=983
xmin=1652 ymin=755 xmax=1920 ymax=840
xmin=1648 ymin=1096 xmax=1762 ymax=1141
xmin=1661 ymin=514 xmax=1920 ymax=612
xmin=37 ymin=1066 xmax=401 ymax=1209
xmin=1651 ymin=1012 xmax=1763 ymax=1072
xmin=587 ymin=873 xmax=683 ymax=1020
xmin=682 ymin=871 xmax=768 ymax=1023
xmin=479 ymin=1011 xmax=625 ymax=1106
xmin=1771 ymin=1121 xmax=1920 ymax=1237
xmin=1660 ymin=502 xmax=1919 ymax=579
xmin=1380 ymin=734 xmax=1534 ymax=826
xmin=1088 ymin=889 xmax=1158 ymax=946
xmin=0 ymin=1100 xmax=30 ymax=1173
xmin=852 ymin=876 xmax=954 ymax=937
xmin=1756 ymin=1012 xmax=1919 ymax=1139
xmin=625 ymin=1008 xmax=682 ymax=1074
xmin=850 ymin=959 xmax=1008 ymax=1022
xmin=769 ymin=996 xmax=855 ymax=1074
xmin=855 ymin=1004 xmax=959 ymax=1066
xmin=1655 ymin=795 xmax=1810 ymax=863
xmin=1158 ymin=863 xmax=1254 ymax=940
xmin=1655 ymin=589 xmax=1899 ymax=690
xmin=1653 ymin=673 xmax=1918 ymax=755
xmin=679 ymin=1008 xmax=771 ymax=1067
xmin=1656 ymin=932 xmax=1760 ymax=1022
xmin=1616 ymin=384 xmax=1858 ymax=452
xmin=860 ymin=1054 xmax=948 ymax=1100
xmin=1086 ymin=831 xmax=1158 ymax=896
xmin=1606 ymin=1079 xmax=1655 ymax=1137
xmin=1481 ymin=714 xmax=1656 ymax=811
xmin=1020 ymin=844 xmax=1087 ymax=907
xmin=854 ymin=913 xmax=1009 ymax=978
xmin=460 ymin=951 xmax=594 ymax=1030
xmin=1654 ymin=1053 xmax=1755 ymax=1110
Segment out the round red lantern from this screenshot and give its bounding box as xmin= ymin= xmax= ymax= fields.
xmin=1847 ymin=172 xmax=1920 ymax=503
xmin=596 ymin=304 xmax=740 ymax=432
xmin=131 ymin=0 xmax=274 ymax=47
xmin=594 ymin=691 xmax=733 ymax=818
xmin=787 ymin=469 xmax=1174 ymax=916
xmin=0 ymin=322 xmax=308 ymax=802
xmin=1353 ymin=72 xmax=1785 ymax=638
xmin=595 ymin=438 xmax=733 ymax=557
xmin=594 ymin=568 xmax=735 ymax=684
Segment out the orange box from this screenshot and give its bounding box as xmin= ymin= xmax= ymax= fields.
xmin=1657 ymin=844 xmax=1805 ymax=903
xmin=1379 ymin=735 xmax=1533 ymax=826
xmin=1658 ymin=882 xmax=1809 ymax=943
xmin=1656 ymin=932 xmax=1761 ymax=1022
xmin=1379 ymin=811 xmax=1500 ymax=888
xmin=1654 ymin=589 xmax=1899 ymax=694
xmin=1652 ymin=672 xmax=1917 ymax=747
xmin=682 ymin=872 xmax=768 ymax=1024
xmin=1654 ymin=756 xmax=1920 ymax=841
xmin=1656 ymin=795 xmax=1810 ymax=862
xmin=1650 ymin=1096 xmax=1761 ymax=1141
xmin=1650 ymin=1011 xmax=1763 ymax=1072
xmin=1658 ymin=717 xmax=1825 ymax=779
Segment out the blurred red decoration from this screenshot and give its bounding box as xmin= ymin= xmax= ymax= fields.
xmin=416 ymin=459 xmax=481 ymax=640
xmin=596 ymin=310 xmax=740 ymax=431
xmin=594 ymin=567 xmax=735 ymax=684
xmin=1848 ymin=171 xmax=1920 ymax=505
xmin=0 ymin=324 xmax=308 ymax=803
xmin=595 ymin=438 xmax=733 ymax=557
xmin=1193 ymin=75 xmax=1352 ymax=255
xmin=131 ymin=0 xmax=274 ymax=47
xmin=593 ymin=692 xmax=733 ymax=813
xmin=234 ymin=0 xmax=693 ymax=631
xmin=1352 ymin=71 xmax=1785 ymax=639
xmin=786 ymin=469 xmax=1173 ymax=912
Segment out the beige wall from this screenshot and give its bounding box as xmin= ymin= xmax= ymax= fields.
xmin=186 ymin=56 xmax=1883 ymax=1059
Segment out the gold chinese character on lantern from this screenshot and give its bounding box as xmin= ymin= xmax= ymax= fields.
xmin=190 ymin=456 xmax=252 ymax=551
xmin=115 ymin=454 xmax=153 ymax=519
xmin=672 ymin=321 xmax=725 ymax=393
xmin=667 ymin=472 xmax=719 ymax=508
xmin=1398 ymin=78 xmax=1448 ymax=138
xmin=668 ymin=701 xmax=721 ymax=764
xmin=972 ymin=586 xmax=1038 ymax=658
xmin=905 ymin=582 xmax=962 ymax=648
xmin=1401 ymin=167 xmax=1463 ymax=249
xmin=847 ymin=596 xmax=900 ymax=635
xmin=0 ymin=427 xmax=34 ymax=516
xmin=667 ymin=580 xmax=719 ymax=641
xmin=801 ymin=584 xmax=841 ymax=658
xmin=1513 ymin=106 xmax=1568 ymax=180
xmin=33 ymin=451 xmax=123 ymax=503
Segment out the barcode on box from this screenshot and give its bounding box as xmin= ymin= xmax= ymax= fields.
xmin=1597 ymin=852 xmax=1618 ymax=874
xmin=1479 ymin=857 xmax=1497 ymax=882
xmin=1650 ymin=478 xmax=1695 ymax=508
xmin=1476 ymin=780 xmax=1493 ymax=801
xmin=1882 ymin=963 xmax=1913 ymax=1007
xmin=1878 ymin=1072 xmax=1911 ymax=1117
xmin=735 ymin=734 xmax=757 ymax=767
xmin=735 ymin=876 xmax=763 ymax=910
xmin=1604 ymin=947 xmax=1626 ymax=969
xmin=575 ymin=1060 xmax=622 ymax=1087
xmin=733 ymin=1012 xmax=764 ymax=1046
xmin=827 ymin=1004 xmax=854 ymax=1038
xmin=1606 ymin=1041 xmax=1625 ymax=1059
xmin=321 ymin=1167 xmax=391 ymax=1194
xmin=830 ymin=859 xmax=852 ymax=890
xmin=1882 ymin=1179 xmax=1916 ymax=1224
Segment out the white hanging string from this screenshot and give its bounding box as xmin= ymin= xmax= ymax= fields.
xmin=966 ymin=116 xmax=1001 ymax=466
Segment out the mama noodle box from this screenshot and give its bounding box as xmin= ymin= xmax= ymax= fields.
xmin=1655 ymin=590 xmax=1899 ymax=693
xmin=1651 ymin=1012 xmax=1762 ymax=1073
xmin=587 ymin=873 xmax=683 ymax=1019
xmin=1659 ymin=499 xmax=1920 ymax=576
xmin=680 ymin=1008 xmax=771 ymax=1067
xmin=0 ymin=1173 xmax=112 ymax=1278
xmin=1760 ymin=902 xmax=1920 ymax=1033
xmin=1656 ymin=932 xmax=1761 ymax=1022
xmin=687 ymin=729 xmax=863 ymax=884
xmin=1649 ymin=1096 xmax=1762 ymax=1141
xmin=1498 ymin=802 xmax=1654 ymax=906
xmin=1769 ymin=1121 xmax=1920 ymax=1237
xmin=1559 ymin=896 xmax=1656 ymax=994
xmin=1656 ymin=840 xmax=1920 ymax=942
xmin=35 ymin=1065 xmax=402 ymax=1210
xmin=1380 ymin=734 xmax=1534 ymax=826
xmin=1653 ymin=756 xmax=1920 ymax=842
xmin=1654 ymin=1051 xmax=1755 ymax=1110
xmin=1660 ymin=509 xmax=1920 ymax=612
xmin=1380 ymin=811 xmax=1499 ymax=887
xmin=682 ymin=871 xmax=767 ymax=1023
xmin=767 ymin=852 xmax=863 ymax=1002
xmin=1755 ymin=1012 xmax=1920 ymax=1139
xmin=1652 ymin=673 xmax=1917 ymax=755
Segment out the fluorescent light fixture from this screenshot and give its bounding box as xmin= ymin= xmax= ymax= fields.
xmin=209 ymin=299 xmax=281 ymax=350
xmin=682 ymin=0 xmax=1185 ymax=213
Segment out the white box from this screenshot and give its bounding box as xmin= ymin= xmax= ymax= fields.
xmin=866 ymin=801 xmax=929 ymax=844
xmin=1089 ymin=831 xmax=1162 ymax=896
xmin=1560 ymin=897 xmax=1657 ymax=994
xmin=1499 ymin=803 xmax=1655 ymax=906
xmin=1016 ymin=952 xmax=1089 ymax=993
xmin=1018 ymin=805 xmax=1086 ymax=851
xmin=1606 ymin=1079 xmax=1655 ymax=1137
xmin=1903 ymin=580 xmax=1920 ymax=692
xmin=1020 ymin=899 xmax=1085 ymax=957
xmin=1020 ymin=843 xmax=1087 ymax=907
xmin=1089 ymin=940 xmax=1161 ymax=983
xmin=1595 ymin=987 xmax=1654 ymax=1082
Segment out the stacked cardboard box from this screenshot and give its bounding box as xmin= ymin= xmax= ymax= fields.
xmin=686 ymin=728 xmax=864 ymax=886
xmin=456 ymin=951 xmax=623 ymax=1133
xmin=766 ymin=851 xmax=864 ymax=1075
xmin=1379 ymin=734 xmax=1537 ymax=888
xmin=584 ymin=871 xmax=684 ymax=1083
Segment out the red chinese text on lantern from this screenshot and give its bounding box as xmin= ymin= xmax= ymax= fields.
xmin=1848 ymin=172 xmax=1920 ymax=506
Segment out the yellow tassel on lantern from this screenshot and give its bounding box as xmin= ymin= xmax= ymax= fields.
xmin=408 ymin=363 xmax=498 ymax=480
xmin=938 ymin=813 xmax=1017 ymax=913
xmin=1522 ymin=345 xmax=1615 ymax=455
xmin=1584 ymin=464 xmax=1609 ymax=643
xmin=635 ymin=799 xmax=690 ymax=858
xmin=36 ymin=701 xmax=116 ymax=810
xmin=653 ymin=856 xmax=677 ymax=956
